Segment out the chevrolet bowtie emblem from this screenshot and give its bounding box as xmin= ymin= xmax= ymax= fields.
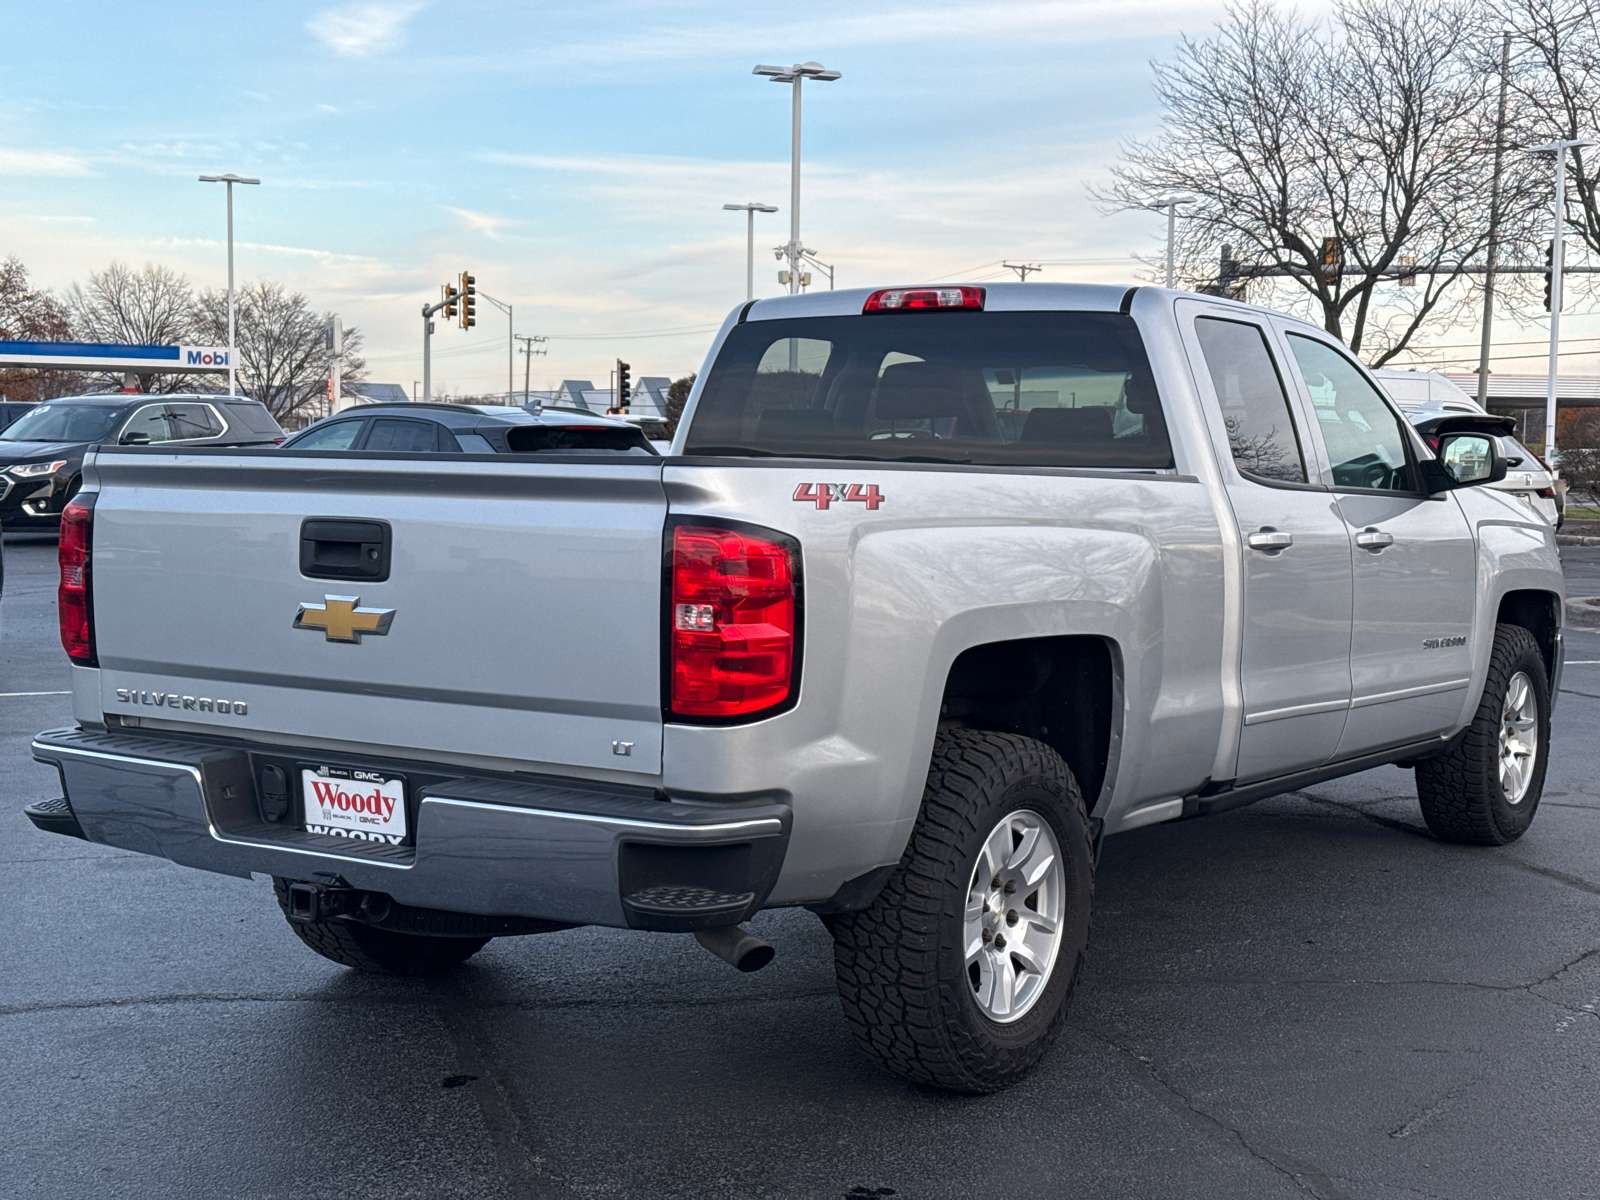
xmin=294 ymin=595 xmax=395 ymax=643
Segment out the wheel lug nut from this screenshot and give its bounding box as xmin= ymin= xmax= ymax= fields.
xmin=1006 ymin=910 xmax=1018 ymax=925
xmin=1004 ymin=880 xmax=1017 ymax=895
xmin=991 ymin=875 xmax=1001 ymax=889
xmin=982 ymin=928 xmax=992 ymax=943
xmin=994 ymin=935 xmax=1006 ymax=949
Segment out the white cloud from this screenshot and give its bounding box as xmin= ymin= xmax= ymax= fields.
xmin=307 ymin=2 xmax=424 ymax=58
xmin=446 ymin=207 xmax=519 ymax=238
xmin=0 ymin=147 xmax=92 ymax=176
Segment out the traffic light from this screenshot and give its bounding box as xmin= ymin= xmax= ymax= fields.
xmin=617 ymin=360 xmax=631 ymax=406
xmin=1321 ymin=237 xmax=1341 ymax=286
xmin=442 ymin=284 xmax=457 ymax=320
xmin=460 ymin=272 xmax=476 ymax=329
xmin=1543 ymin=241 xmax=1555 ymax=312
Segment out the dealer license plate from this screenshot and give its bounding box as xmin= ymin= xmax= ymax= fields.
xmin=301 ymin=766 xmax=409 ymax=846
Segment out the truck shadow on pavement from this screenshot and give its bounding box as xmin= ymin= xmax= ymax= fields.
xmin=247 ymin=775 xmax=1600 ymax=1200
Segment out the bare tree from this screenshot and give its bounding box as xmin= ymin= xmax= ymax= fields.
xmin=1101 ymin=0 xmax=1539 ymax=362
xmin=0 ymin=256 xmax=90 ymax=402
xmin=66 ymin=262 xmax=199 ymax=393
xmin=193 ymin=281 xmax=366 ymax=423
xmin=1492 ymin=0 xmax=1600 ymax=262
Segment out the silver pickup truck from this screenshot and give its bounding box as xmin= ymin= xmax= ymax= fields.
xmin=27 ymin=284 xmax=1563 ymax=1093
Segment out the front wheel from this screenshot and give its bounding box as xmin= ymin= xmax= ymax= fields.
xmin=824 ymin=729 xmax=1095 ymax=1093
xmin=1414 ymin=624 xmax=1551 ymax=845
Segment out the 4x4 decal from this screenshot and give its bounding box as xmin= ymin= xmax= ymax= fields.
xmin=793 ymin=482 xmax=885 ymax=510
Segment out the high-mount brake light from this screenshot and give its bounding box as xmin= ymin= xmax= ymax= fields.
xmin=668 ymin=523 xmax=799 ymax=720
xmin=58 ymin=493 xmax=97 ymax=666
xmin=863 ymin=286 xmax=984 ymax=313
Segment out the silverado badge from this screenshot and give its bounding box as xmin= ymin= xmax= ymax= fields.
xmin=294 ymin=595 xmax=395 ymax=643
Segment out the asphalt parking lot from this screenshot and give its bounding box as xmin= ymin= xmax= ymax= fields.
xmin=3 ymin=532 xmax=1598 ymax=1200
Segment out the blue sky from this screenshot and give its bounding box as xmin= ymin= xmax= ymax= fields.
xmin=3 ymin=0 xmax=1590 ymax=392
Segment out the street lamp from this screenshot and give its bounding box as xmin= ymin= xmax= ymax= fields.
xmin=478 ymin=290 xmax=514 ymax=402
xmin=1152 ymin=197 xmax=1190 ymax=289
xmin=752 ymin=61 xmax=840 ymax=295
xmin=723 ymin=203 xmax=779 ymax=301
xmin=1529 ymin=139 xmax=1597 ymax=459
xmin=198 ymin=173 xmax=260 ymax=395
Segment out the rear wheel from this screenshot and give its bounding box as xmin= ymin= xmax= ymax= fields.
xmin=824 ymin=729 xmax=1094 ymax=1093
xmin=271 ymin=878 xmax=490 ymax=976
xmin=1414 ymin=624 xmax=1550 ymax=845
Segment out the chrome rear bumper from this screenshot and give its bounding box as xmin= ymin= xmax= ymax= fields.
xmin=32 ymin=727 xmax=790 ymax=931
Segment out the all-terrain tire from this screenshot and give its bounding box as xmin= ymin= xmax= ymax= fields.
xmin=824 ymin=729 xmax=1095 ymax=1093
xmin=271 ymin=878 xmax=490 ymax=976
xmin=1414 ymin=624 xmax=1550 ymax=845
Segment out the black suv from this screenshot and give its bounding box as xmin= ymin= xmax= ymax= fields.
xmin=0 ymin=393 xmax=284 ymax=531
xmin=281 ymin=402 xmax=658 ymax=454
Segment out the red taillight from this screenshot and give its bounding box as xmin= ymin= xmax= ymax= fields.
xmin=58 ymin=493 xmax=97 ymax=666
xmin=668 ymin=523 xmax=798 ymax=720
xmin=863 ymin=286 xmax=984 ymax=313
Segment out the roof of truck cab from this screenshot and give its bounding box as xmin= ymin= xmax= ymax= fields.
xmin=740 ymin=283 xmax=1323 ymax=327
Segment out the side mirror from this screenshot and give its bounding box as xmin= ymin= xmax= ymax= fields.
xmin=1437 ymin=432 xmax=1505 ymax=487
xmin=119 ymin=430 xmax=152 ymax=445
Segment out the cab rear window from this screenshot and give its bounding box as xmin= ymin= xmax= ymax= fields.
xmin=684 ymin=311 xmax=1172 ymax=469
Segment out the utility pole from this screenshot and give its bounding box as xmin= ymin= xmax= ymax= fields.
xmin=198 ymin=173 xmax=260 ymax=395
xmin=753 ymin=62 xmax=841 ymax=294
xmin=515 ymin=334 xmax=547 ymax=405
xmin=1003 ymin=262 xmax=1043 ymax=281
xmin=1477 ymin=33 xmax=1513 ymax=407
xmin=1532 ymin=138 xmax=1597 ymax=458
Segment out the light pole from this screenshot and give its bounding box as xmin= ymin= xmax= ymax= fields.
xmin=723 ymin=203 xmax=779 ymax=301
xmin=753 ymin=62 xmax=840 ymax=295
xmin=198 ymin=173 xmax=260 ymax=394
xmin=1531 ymin=138 xmax=1597 ymax=459
xmin=479 ymin=291 xmax=514 ymax=402
xmin=1153 ymin=197 xmax=1190 ymax=288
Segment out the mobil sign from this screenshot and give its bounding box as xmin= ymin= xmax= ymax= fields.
xmin=181 ymin=346 xmax=231 ymax=368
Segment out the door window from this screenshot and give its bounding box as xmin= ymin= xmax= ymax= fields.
xmin=165 ymin=403 xmax=224 ymax=440
xmin=121 ymin=404 xmax=176 ymax=443
xmin=1193 ymin=317 xmax=1307 ymax=484
xmin=1286 ymin=335 xmax=1416 ymax=492
xmin=290 ymin=420 xmax=365 ymax=451
xmin=364 ymin=418 xmax=440 ymax=452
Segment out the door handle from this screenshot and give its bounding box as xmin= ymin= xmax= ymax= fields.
xmin=1246 ymin=529 xmax=1294 ymax=553
xmin=1354 ymin=527 xmax=1394 ymax=552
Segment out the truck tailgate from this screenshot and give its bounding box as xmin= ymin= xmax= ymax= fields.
xmin=84 ymin=452 xmax=667 ymax=774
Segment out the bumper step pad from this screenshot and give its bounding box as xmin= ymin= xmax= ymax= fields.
xmin=23 ymin=796 xmax=86 ymax=840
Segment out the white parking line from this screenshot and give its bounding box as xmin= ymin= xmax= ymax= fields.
xmin=0 ymin=691 xmax=71 ymax=697
xmin=1565 ymin=661 xmax=1600 ymax=665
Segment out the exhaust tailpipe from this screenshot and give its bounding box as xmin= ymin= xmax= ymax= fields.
xmin=694 ymin=925 xmax=775 ymax=973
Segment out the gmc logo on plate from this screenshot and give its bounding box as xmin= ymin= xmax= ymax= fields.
xmin=792 ymin=482 xmax=885 ymax=510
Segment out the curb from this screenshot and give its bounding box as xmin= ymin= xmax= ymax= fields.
xmin=1566 ymin=597 xmax=1600 ymax=632
xmin=1557 ymin=535 xmax=1600 ymax=546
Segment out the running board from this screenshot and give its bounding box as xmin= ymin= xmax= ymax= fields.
xmin=1181 ymin=736 xmax=1450 ymax=820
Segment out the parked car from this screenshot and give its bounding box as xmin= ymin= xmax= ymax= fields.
xmin=284 ymin=401 xmax=657 ymax=455
xmin=27 ymin=284 xmax=1562 ymax=1094
xmin=0 ymin=393 xmax=284 ymax=531
xmin=1374 ymin=369 xmax=1561 ymax=527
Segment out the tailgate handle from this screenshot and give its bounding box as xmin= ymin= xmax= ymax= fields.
xmin=300 ymin=518 xmax=391 ymax=582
